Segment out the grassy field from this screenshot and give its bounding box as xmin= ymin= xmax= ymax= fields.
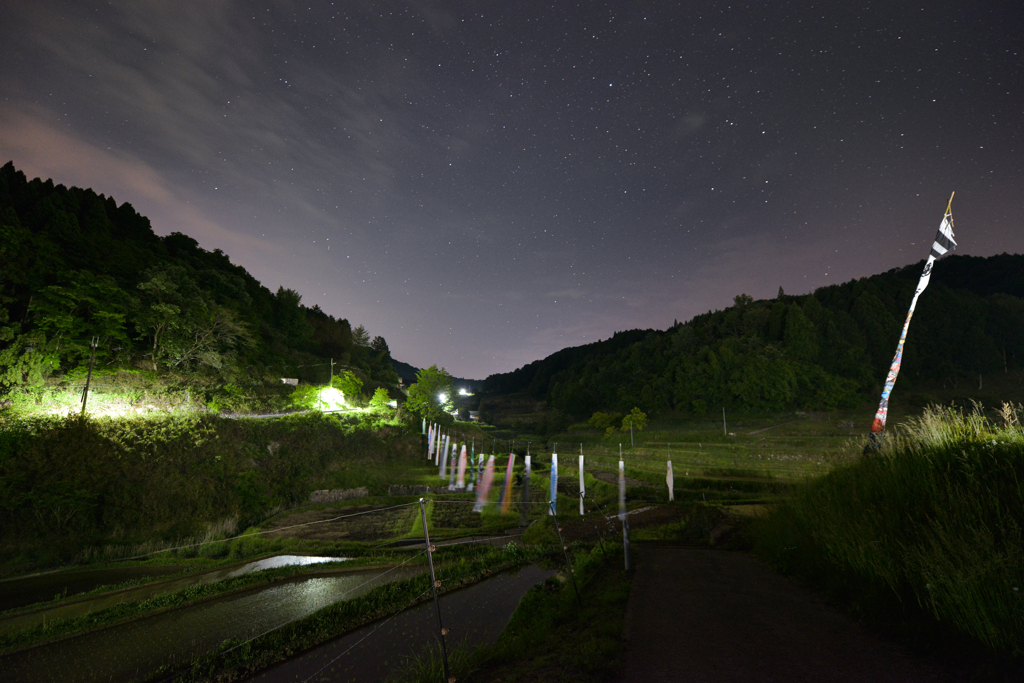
xmin=500 ymin=409 xmax=875 ymax=510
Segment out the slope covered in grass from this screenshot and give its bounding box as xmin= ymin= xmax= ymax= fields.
xmin=753 ymin=403 xmax=1024 ymax=652
xmin=0 ymin=411 xmax=418 ymax=574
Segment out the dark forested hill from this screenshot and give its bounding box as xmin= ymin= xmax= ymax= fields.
xmin=482 ymin=253 xmax=1024 ymax=420
xmin=0 ymin=161 xmax=397 ymax=399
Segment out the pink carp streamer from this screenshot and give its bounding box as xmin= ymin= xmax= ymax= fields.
xmin=474 ymin=455 xmax=496 ymax=512
xmin=455 ymin=444 xmax=468 ymax=489
xmin=500 ymin=454 xmax=517 ymax=513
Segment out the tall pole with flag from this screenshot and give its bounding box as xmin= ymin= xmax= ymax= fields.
xmin=864 ymin=193 xmax=957 ymax=454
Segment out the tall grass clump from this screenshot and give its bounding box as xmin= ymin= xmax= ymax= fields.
xmin=753 ymin=402 xmax=1024 ymax=653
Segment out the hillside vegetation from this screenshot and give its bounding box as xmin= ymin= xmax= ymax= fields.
xmin=0 ymin=161 xmax=396 ymax=412
xmin=482 ymin=254 xmax=1024 ymax=425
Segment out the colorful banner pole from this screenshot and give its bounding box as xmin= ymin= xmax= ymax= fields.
xmin=578 ymin=446 xmax=586 ymax=516
xmin=619 ymin=445 xmax=631 ymax=571
xmin=521 ymin=453 xmax=532 ymax=526
xmin=549 ymin=452 xmax=559 ymax=515
xmin=865 ymin=193 xmax=956 ymax=454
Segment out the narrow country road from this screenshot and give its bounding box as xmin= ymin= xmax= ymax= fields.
xmin=621 ymin=547 xmax=963 ymax=683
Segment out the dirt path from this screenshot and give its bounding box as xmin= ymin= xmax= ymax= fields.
xmin=621 ymin=547 xmax=964 ymax=682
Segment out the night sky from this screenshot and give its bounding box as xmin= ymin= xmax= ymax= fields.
xmin=2 ymin=2 xmax=1022 ymax=379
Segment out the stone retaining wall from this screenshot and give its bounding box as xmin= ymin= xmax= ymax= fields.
xmin=308 ymin=486 xmax=369 ymax=504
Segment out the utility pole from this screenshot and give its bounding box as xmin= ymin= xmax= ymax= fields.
xmin=329 ymin=358 xmax=334 ymax=385
xmin=80 ymin=336 xmax=98 ymax=416
xmin=723 ymin=407 xmax=727 ymax=436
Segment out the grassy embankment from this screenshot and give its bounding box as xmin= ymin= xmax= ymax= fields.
xmin=0 ymin=409 xmax=438 ymax=575
xmin=752 ymin=403 xmax=1024 ymax=655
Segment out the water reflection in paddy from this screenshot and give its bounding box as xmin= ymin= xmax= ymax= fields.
xmin=226 ymin=555 xmax=347 ymax=578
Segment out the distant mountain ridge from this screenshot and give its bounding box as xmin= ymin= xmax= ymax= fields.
xmin=481 ymin=253 xmax=1024 ymax=420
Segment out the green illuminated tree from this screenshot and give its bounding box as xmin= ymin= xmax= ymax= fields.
xmin=136 ymin=265 xmax=192 ymax=371
xmin=330 ymin=369 xmax=363 ymax=399
xmin=137 ymin=265 xmax=252 ymax=373
xmin=621 ymin=407 xmax=648 ymax=432
xmin=31 ymin=271 xmax=134 ymax=368
xmin=588 ymin=411 xmax=618 ymax=431
xmin=164 ymin=305 xmax=253 ymax=371
xmin=405 ymin=365 xmax=455 ymax=423
xmin=369 ymin=387 xmax=392 ymax=411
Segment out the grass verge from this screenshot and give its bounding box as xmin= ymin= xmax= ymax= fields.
xmin=751 ymin=403 xmax=1024 ymax=657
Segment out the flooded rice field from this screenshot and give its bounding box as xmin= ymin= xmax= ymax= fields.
xmin=1 ymin=563 xmax=421 ymax=683
xmin=0 ymin=565 xmax=185 ymax=613
xmin=0 ymin=555 xmax=347 ymax=634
